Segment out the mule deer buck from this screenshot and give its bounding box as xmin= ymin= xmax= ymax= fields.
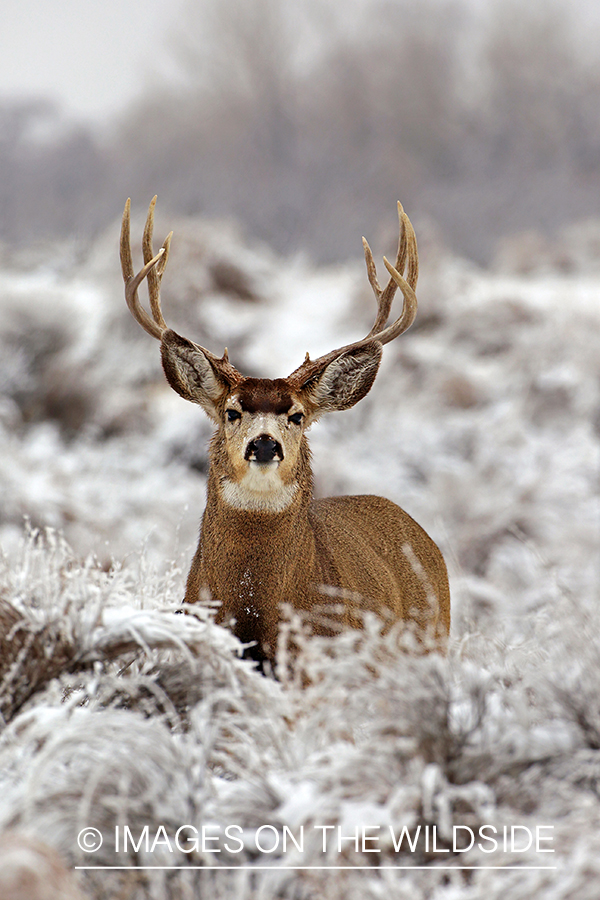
xmin=121 ymin=198 xmax=450 ymax=666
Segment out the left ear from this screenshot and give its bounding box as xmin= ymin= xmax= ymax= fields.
xmin=301 ymin=342 xmax=382 ymax=418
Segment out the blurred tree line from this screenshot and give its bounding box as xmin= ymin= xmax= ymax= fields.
xmin=1 ymin=0 xmax=599 ymax=264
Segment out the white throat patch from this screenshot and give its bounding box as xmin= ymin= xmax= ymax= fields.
xmin=221 ymin=465 xmax=299 ymax=512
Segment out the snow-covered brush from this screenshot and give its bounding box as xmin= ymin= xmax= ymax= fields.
xmin=0 ymin=530 xmax=262 ymax=727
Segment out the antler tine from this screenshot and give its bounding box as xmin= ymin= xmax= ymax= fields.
xmin=399 ymin=201 xmax=418 ymax=290
xmin=120 ymin=197 xmax=172 ymax=340
xmin=143 ymin=195 xmax=171 ymax=332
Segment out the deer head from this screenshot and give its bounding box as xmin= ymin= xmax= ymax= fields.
xmin=120 ymin=197 xmax=418 ymax=514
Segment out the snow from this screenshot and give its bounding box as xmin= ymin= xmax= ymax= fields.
xmin=0 ymin=213 xmax=598 ymax=898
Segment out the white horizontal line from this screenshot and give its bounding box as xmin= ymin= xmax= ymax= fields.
xmin=75 ymin=865 xmax=558 ymax=871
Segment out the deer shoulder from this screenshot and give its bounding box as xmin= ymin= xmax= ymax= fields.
xmin=121 ymin=198 xmax=450 ymax=667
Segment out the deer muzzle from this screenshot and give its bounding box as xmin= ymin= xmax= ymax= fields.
xmin=244 ymin=435 xmax=283 ymax=463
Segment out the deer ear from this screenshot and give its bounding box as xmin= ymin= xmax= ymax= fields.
xmin=303 ymin=342 xmax=382 ymax=417
xmin=160 ymin=330 xmax=233 ymax=421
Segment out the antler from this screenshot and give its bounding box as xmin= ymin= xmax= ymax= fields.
xmin=363 ymin=201 xmax=418 ymax=342
xmin=120 ymin=196 xmax=173 ymax=340
xmin=122 ymin=198 xmax=417 ymax=391
xmin=288 ymin=202 xmax=418 ymax=387
xmin=121 ymin=198 xmax=243 ymax=389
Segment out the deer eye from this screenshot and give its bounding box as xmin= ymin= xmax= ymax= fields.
xmin=288 ymin=412 xmax=303 ymax=425
xmin=226 ymin=409 xmax=241 ymax=422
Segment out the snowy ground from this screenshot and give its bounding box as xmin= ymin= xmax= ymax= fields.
xmin=0 ymin=210 xmax=598 ymax=899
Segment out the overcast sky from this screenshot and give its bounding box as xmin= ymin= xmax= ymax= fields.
xmin=2 ymin=0 xmax=599 ymax=127
xmin=0 ymin=0 xmax=185 ymax=122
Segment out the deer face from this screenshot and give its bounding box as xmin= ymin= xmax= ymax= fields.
xmin=217 ymin=379 xmax=307 ymax=512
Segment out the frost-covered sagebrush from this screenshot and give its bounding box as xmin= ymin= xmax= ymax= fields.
xmin=0 ymin=213 xmax=598 ymax=898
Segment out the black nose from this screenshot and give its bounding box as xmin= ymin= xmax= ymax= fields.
xmin=245 ymin=435 xmax=282 ymax=462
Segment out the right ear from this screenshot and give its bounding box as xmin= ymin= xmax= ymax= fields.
xmin=160 ymin=330 xmax=236 ymax=422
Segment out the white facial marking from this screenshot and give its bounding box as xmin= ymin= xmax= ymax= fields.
xmin=246 ymin=414 xmax=280 ymax=443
